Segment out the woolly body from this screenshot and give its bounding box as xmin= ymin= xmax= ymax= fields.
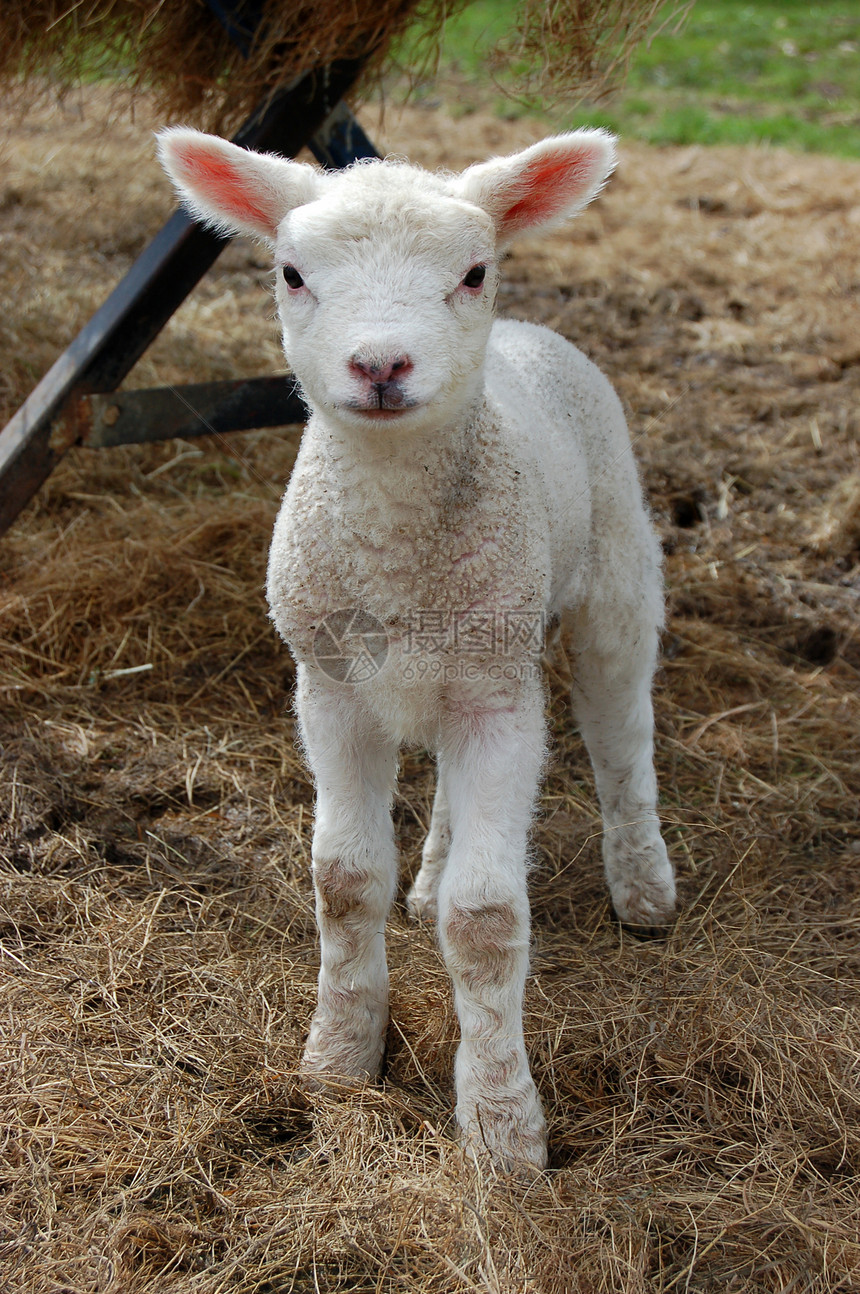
xmin=267 ymin=321 xmax=656 ymax=743
xmin=158 ymin=128 xmax=677 ymax=1172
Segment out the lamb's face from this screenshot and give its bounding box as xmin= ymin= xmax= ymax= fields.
xmin=273 ymin=165 xmax=498 ymax=434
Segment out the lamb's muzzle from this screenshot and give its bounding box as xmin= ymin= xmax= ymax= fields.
xmin=158 ymin=124 xmax=678 ymax=1174
xmin=349 ymin=355 xmax=413 ymax=384
xmin=348 ymin=353 xmax=415 ymax=411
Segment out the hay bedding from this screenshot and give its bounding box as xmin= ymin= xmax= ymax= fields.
xmin=1 ymin=87 xmax=859 ymax=1292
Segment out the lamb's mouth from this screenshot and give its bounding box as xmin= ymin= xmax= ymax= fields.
xmin=355 ymin=408 xmax=416 ymax=421
xmin=341 ymin=398 xmax=422 ymax=420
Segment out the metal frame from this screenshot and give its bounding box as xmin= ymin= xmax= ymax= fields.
xmin=0 ymin=69 xmax=380 ymax=536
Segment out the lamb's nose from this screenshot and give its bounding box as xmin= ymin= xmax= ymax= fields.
xmin=349 ymin=355 xmax=413 ymax=384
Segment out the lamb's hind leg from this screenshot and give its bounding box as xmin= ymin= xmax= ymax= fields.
xmin=406 ymin=765 xmax=450 ymax=921
xmin=567 ymin=594 xmax=676 ymax=928
xmin=296 ymin=666 xmax=399 ymax=1082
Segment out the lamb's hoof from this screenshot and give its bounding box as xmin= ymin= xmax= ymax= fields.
xmin=458 ymin=1092 xmax=548 ymax=1176
xmin=616 ymin=915 xmax=672 ymax=941
xmin=299 ymin=1064 xmax=359 ymax=1093
xmin=605 ymin=838 xmax=676 ymax=929
xmin=299 ymin=1054 xmax=378 ymax=1095
xmin=405 ymin=883 xmax=437 ymax=922
xmin=300 ymin=1016 xmax=386 ymax=1090
xmin=610 ymin=876 xmax=676 ymax=930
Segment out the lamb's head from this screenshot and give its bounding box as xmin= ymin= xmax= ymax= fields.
xmin=157 ymin=128 xmax=616 ymax=435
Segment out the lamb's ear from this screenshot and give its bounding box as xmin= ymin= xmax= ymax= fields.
xmin=156 ymin=127 xmax=321 ymax=244
xmin=455 ymin=130 xmax=616 ymax=244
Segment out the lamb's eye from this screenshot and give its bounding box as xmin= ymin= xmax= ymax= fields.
xmin=461 ymin=264 xmax=486 ymax=289
xmin=282 ymin=265 xmax=305 ymax=289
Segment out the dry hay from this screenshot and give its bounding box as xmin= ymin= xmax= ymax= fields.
xmin=493 ymin=0 xmax=688 ymax=108
xmin=1 ymin=90 xmax=860 ymax=1292
xmin=0 ymin=0 xmax=684 ymax=133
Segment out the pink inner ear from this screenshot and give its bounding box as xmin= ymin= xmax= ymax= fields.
xmin=178 ymin=145 xmax=273 ymax=232
xmin=500 ymin=150 xmax=596 ymax=237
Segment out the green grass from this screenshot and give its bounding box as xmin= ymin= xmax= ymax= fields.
xmin=402 ymin=1 xmax=860 ymax=156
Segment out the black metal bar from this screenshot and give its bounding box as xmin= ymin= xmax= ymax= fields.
xmin=308 ymin=100 xmax=380 ymax=170
xmin=73 ymin=377 xmax=308 ymax=448
xmin=203 ymin=0 xmax=264 ymax=57
xmin=0 ymin=60 xmax=370 ymax=536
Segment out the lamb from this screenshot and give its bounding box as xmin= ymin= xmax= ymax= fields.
xmin=157 ymin=126 xmax=677 ymax=1172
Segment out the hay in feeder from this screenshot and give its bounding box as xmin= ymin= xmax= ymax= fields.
xmin=496 ymin=0 xmax=686 ymax=107
xmin=1 ymin=0 xmax=686 ymax=132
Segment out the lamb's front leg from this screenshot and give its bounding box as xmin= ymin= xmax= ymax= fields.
xmin=437 ymin=687 xmax=548 ymax=1171
xmin=297 ymin=668 xmax=399 ymax=1082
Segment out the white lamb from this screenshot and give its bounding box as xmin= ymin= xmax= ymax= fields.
xmin=158 ymin=126 xmax=677 ymax=1171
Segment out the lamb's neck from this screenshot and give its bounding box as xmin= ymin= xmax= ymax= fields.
xmin=310 ymin=397 xmax=486 ymax=526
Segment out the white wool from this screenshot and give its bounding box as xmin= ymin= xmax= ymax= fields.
xmin=158 ymin=128 xmax=676 ymax=1172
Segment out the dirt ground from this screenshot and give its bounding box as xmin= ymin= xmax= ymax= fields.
xmin=1 ymin=88 xmax=859 ymax=1292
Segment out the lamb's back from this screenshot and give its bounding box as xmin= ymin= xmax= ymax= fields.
xmin=485 ymin=318 xmax=629 ymax=481
xmin=485 ymin=318 xmax=633 ymax=611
